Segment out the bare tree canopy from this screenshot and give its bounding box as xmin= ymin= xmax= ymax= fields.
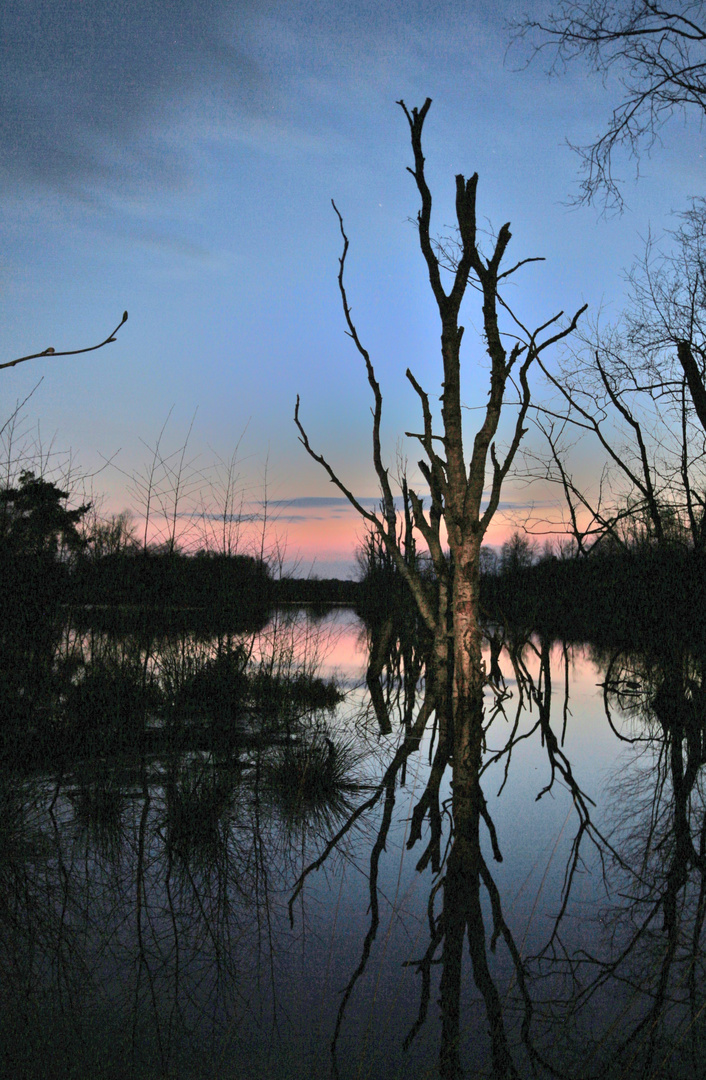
xmin=522 ymin=200 xmax=706 ymax=553
xmin=2 ymin=310 xmax=128 ymax=372
xmin=513 ymin=0 xmax=706 ymax=210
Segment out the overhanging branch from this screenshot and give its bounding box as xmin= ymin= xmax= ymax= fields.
xmin=2 ymin=311 xmax=128 ymax=371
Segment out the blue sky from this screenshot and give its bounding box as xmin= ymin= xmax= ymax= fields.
xmin=1 ymin=0 xmax=702 ymax=575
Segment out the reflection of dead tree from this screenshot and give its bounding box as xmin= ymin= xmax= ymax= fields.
xmin=357 ymin=493 xmax=428 ymax=739
xmin=364 ymin=616 xmax=396 ymax=736
xmin=501 ymin=638 xmax=621 ymax=954
xmin=290 ymin=636 xmax=615 ymax=1079
xmin=467 ymin=628 xmax=632 ymax=1062
xmin=288 ymin=688 xmax=437 ymax=1072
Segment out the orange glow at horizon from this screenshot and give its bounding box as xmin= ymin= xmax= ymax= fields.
xmin=262 ymin=503 xmax=576 ymax=572
xmin=126 ymin=497 xmax=576 ymax=576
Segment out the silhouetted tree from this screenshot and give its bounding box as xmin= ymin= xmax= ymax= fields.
xmin=529 ymin=204 xmax=706 ymax=552
xmin=500 ymin=531 xmax=538 ymax=574
xmin=626 ymin=199 xmax=706 ymax=442
xmin=296 ymin=99 xmax=584 ymax=762
xmin=82 ymin=509 xmax=138 ymax=560
xmin=0 ymin=470 xmax=90 ymax=559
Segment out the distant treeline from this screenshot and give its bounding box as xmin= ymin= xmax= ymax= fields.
xmin=74 ymin=554 xmax=360 ymax=610
xmin=6 ymin=546 xmax=362 ymax=612
xmin=2 ymin=544 xmax=272 ymax=612
xmin=0 ymin=470 xmax=364 ymax=612
xmin=73 ymin=548 xmax=271 ymax=609
xmin=4 ymin=470 xmax=706 ymax=633
xmin=483 ymin=545 xmax=706 ymax=645
xmin=272 ymin=576 xmax=360 ymax=606
xmin=6 ymin=527 xmax=706 ymax=636
xmin=3 ymin=548 xmax=362 ymax=616
xmin=352 ymin=527 xmax=706 ymax=644
xmin=58 ymin=542 xmax=706 ymax=642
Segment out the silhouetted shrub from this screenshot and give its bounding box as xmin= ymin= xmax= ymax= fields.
xmin=62 ymin=661 xmax=163 ymax=752
xmin=174 ymin=645 xmax=249 ymax=720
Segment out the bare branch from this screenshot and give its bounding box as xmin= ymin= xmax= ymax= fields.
xmin=511 ymin=0 xmax=706 ymax=210
xmin=331 ymin=201 xmax=397 ymax=540
xmin=2 ymin=311 xmax=128 ymax=371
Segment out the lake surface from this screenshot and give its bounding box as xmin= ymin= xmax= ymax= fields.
xmin=1 ymin=607 xmax=703 ymax=1079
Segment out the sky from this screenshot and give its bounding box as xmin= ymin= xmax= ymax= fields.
xmin=1 ymin=0 xmax=703 ymax=576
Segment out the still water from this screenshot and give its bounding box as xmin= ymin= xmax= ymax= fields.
xmin=1 ymin=607 xmax=702 ymax=1079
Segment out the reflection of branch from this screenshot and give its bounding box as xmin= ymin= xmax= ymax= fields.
xmin=288 ymin=692 xmax=435 ymax=925
xmin=500 ymin=638 xmax=635 ymax=965
xmin=365 ymin=613 xmax=395 ymax=735
xmin=402 ymin=875 xmax=446 ymax=1049
xmin=553 ymin=644 xmax=706 ymax=1074
xmin=330 ymin=769 xmax=398 ymax=1077
xmin=407 ymin=710 xmax=447 ymax=873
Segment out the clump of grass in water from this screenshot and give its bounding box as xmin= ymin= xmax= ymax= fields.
xmin=265 ymin=728 xmax=364 ymax=830
xmin=62 ymin=659 xmax=163 ymax=752
xmin=172 ymin=645 xmax=249 ymax=718
xmin=0 ymin=777 xmax=48 ymax=865
xmin=170 ymin=644 xmax=341 ymax=724
xmin=68 ymin=765 xmax=128 ymax=864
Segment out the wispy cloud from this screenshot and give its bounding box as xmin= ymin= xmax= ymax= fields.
xmin=1 ymin=0 xmax=269 ymax=199
xmin=271 ymin=496 xmax=380 ymax=510
xmin=195 ymin=493 xmax=563 ymax=526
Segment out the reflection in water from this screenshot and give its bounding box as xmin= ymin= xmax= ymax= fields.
xmin=292 ymin=619 xmax=706 ymax=1079
xmin=580 ymin=643 xmax=706 ymax=1076
xmin=3 ymin=605 xmax=706 ymax=1077
xmin=1 ymin=742 xmax=371 ymax=1077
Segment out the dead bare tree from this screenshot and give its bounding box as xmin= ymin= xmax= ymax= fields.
xmin=2 ymin=311 xmax=128 ymax=371
xmin=512 ymin=0 xmax=706 ymax=212
xmin=294 ymin=97 xmax=586 ymax=1077
xmin=296 ymin=98 xmax=585 ymax=756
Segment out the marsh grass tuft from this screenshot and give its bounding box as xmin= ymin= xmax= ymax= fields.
xmin=172 ymin=645 xmax=248 ymax=720
xmin=68 ymin=765 xmax=128 ymax=863
xmin=265 ymin=727 xmax=364 ymax=829
xmin=249 ymin=669 xmax=343 ymax=718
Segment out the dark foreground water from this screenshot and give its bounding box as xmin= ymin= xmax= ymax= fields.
xmin=1 ymin=608 xmax=704 ymax=1079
